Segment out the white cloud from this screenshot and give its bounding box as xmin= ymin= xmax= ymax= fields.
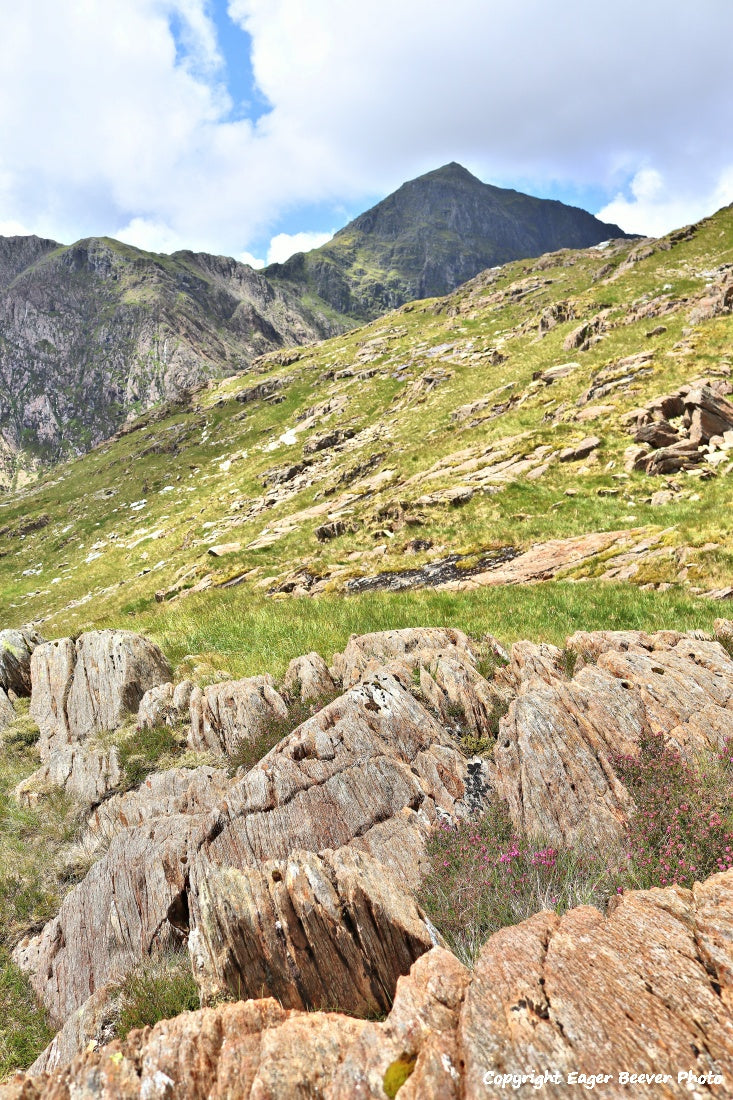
xmin=266 ymin=230 xmax=333 ymax=265
xmin=239 ymin=251 xmax=265 ymax=269
xmin=115 ymin=217 xmax=190 ymax=255
xmin=598 ymin=166 xmax=733 ymax=238
xmin=2 ymin=0 xmax=733 ymax=253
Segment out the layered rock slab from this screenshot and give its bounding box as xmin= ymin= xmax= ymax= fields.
xmin=494 ymin=631 xmax=733 ymax=847
xmin=30 ymin=631 xmax=172 ymax=752
xmin=189 ymin=846 xmax=442 ymax=1014
xmin=23 ymin=631 xmax=172 ymax=803
xmin=8 ymin=870 xmax=733 ymax=1099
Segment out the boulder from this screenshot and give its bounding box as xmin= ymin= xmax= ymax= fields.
xmin=136 ymin=682 xmax=175 ymax=729
xmin=30 ymin=632 xmax=172 ymax=757
xmin=0 ymin=625 xmax=44 ymax=697
xmin=558 ymin=435 xmax=601 ymax=462
xmin=633 ymin=418 xmax=680 ymax=448
xmin=685 ymin=385 xmax=733 ymax=444
xmin=188 ymin=675 xmax=288 ymax=756
xmin=282 ymin=652 xmax=337 ymax=703
xmin=15 ymin=744 xmax=122 ymax=808
xmin=188 ymin=846 xmax=443 ymax=1013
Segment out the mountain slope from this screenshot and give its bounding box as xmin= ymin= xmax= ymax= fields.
xmin=265 ymin=162 xmax=631 ymax=318
xmin=0 ymin=165 xmax=631 ymax=483
xmin=0 ymin=236 xmax=339 ymax=482
xmin=0 ymin=202 xmax=731 ymax=647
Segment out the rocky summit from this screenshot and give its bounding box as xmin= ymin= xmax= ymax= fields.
xmin=0 ymin=163 xmax=627 ymax=480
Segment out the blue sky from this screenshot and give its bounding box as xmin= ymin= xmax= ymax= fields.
xmin=1 ymin=1 xmax=732 ymax=265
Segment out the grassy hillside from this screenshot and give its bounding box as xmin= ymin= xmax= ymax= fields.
xmin=1 ymin=204 xmax=732 ymax=665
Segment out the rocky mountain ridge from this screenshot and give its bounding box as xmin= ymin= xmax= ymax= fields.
xmin=1 ymin=618 xmax=733 ymax=1095
xmin=0 ymin=164 xmax=627 ymax=483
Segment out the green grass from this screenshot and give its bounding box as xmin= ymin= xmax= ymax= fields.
xmin=116 ymin=952 xmax=200 ymax=1040
xmin=0 ymin=701 xmax=79 ymax=1077
xmin=131 ymin=581 xmax=719 ymax=681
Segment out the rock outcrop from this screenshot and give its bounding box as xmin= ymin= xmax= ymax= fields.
xmin=630 ymin=378 xmax=733 ymax=474
xmin=20 ymin=631 xmax=172 ymax=804
xmin=11 ymin=624 xmax=733 ymax=1088
xmin=188 ymin=674 xmax=288 ymax=756
xmin=8 ymin=869 xmax=733 ymax=1099
xmin=0 ymin=626 xmax=44 ymax=697
xmin=189 ymin=846 xmax=442 ymax=1013
xmin=30 ymin=631 xmax=172 ymax=752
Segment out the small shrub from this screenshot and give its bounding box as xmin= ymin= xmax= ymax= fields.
xmin=559 ymin=648 xmax=578 ymax=679
xmin=716 ymin=631 xmax=733 ymax=660
xmin=116 ymin=952 xmax=200 ymax=1040
xmin=0 ymin=950 xmax=54 ymax=1078
xmin=418 ymin=801 xmax=616 ymax=966
xmin=613 ymin=732 xmax=733 ymax=890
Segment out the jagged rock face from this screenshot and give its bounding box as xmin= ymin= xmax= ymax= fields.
xmin=30 ymin=631 xmax=172 ymax=753
xmin=0 ymin=236 xmax=335 ymax=471
xmin=331 ymin=626 xmax=483 ymax=689
xmin=188 ymin=675 xmax=288 ymax=757
xmin=0 ymin=626 xmax=44 ymax=697
xmin=189 ymin=846 xmax=443 ymax=1013
xmin=8 ymin=871 xmax=733 ymax=1100
xmin=494 ymin=632 xmax=733 ymax=846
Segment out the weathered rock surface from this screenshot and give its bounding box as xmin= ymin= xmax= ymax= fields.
xmin=13 ymin=815 xmax=193 ymax=1027
xmin=0 ymin=685 xmax=14 ymax=731
xmin=331 ymin=627 xmax=481 ymax=689
xmin=189 ymin=846 xmax=443 ymax=1013
xmin=15 ymin=744 xmax=122 ymax=807
xmin=197 ymin=668 xmax=490 ymax=879
xmin=282 ymin=651 xmax=337 ymax=703
xmin=494 ymin=630 xmax=733 ymax=846
xmin=9 ymin=870 xmax=733 ymax=1099
xmin=81 ymin=766 xmax=230 ymax=850
xmin=0 ymin=626 xmax=44 ymax=697
xmin=30 ymin=631 xmax=172 ymax=755
xmin=188 ymin=674 xmax=288 ymax=756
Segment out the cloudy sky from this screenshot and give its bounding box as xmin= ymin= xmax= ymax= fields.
xmin=1 ymin=0 xmax=732 ymax=266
